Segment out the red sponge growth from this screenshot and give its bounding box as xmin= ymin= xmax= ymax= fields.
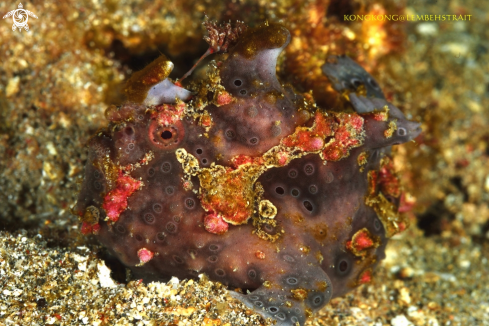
xmin=346 ymin=228 xmax=379 ymax=257
xmin=102 ymin=171 xmax=141 ymax=222
xmin=137 ymin=248 xmax=155 ymax=265
xmin=204 ymin=213 xmax=229 ymax=235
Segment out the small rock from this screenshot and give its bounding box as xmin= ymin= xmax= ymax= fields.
xmin=6 ymin=76 xmax=20 ymax=97
xmin=391 ymin=314 xmax=414 ymax=326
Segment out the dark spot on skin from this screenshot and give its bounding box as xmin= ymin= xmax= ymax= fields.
xmin=166 ymin=222 xmax=177 ymax=234
xmin=263 ymin=224 xmax=274 ymax=233
xmin=208 ymin=255 xmax=218 ymax=263
xmin=144 ymin=213 xmax=155 ymax=224
xmin=161 ymin=162 xmax=171 ymax=173
xmin=288 ymin=169 xmax=298 ymax=178
xmin=185 ymin=198 xmax=195 ymax=209
xmin=283 ymin=255 xmax=295 ymax=262
xmin=291 ymin=189 xmax=300 ymax=197
xmin=166 ymin=186 xmax=175 ymax=195
xmin=209 ymin=244 xmax=220 ymax=251
xmin=234 ymin=79 xmax=242 ymax=87
xmin=304 ymin=163 xmax=315 ymax=175
xmin=135 ymin=234 xmax=143 ymax=242
xmin=153 ymin=203 xmax=162 ymax=214
xmin=337 ymin=258 xmax=352 ymax=276
xmin=303 ymin=200 xmax=314 ymax=212
xmin=156 ymin=232 xmax=166 ymax=241
xmin=148 ymin=168 xmax=155 ymax=177
xmin=286 ymin=277 xmax=298 ymax=285
xmin=275 ymin=186 xmax=285 ymax=195
xmin=268 ymin=306 xmax=279 ymax=313
xmin=173 ymin=255 xmax=184 ymax=264
xmin=225 ymin=129 xmax=236 ymax=140
xmin=249 ymin=137 xmax=259 ymax=145
xmin=215 ymin=269 xmax=226 ymax=277
xmin=248 ymin=269 xmax=257 ymax=279
xmin=115 ymin=224 xmax=126 ymax=234
xmin=196 ymin=148 xmax=203 ymax=155
xmin=93 ymin=181 xmax=102 ymax=190
xmin=240 ymin=89 xmax=247 ymax=95
xmin=309 ymin=185 xmax=318 ymax=194
xmin=311 ymin=294 xmax=323 ymax=307
xmin=124 ymin=126 xmax=134 ymax=136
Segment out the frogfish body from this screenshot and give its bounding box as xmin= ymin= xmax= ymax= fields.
xmin=74 ymin=23 xmax=421 ymax=326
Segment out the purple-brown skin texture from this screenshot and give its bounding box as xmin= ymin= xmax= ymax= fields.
xmin=74 ymin=24 xmax=421 ymax=326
